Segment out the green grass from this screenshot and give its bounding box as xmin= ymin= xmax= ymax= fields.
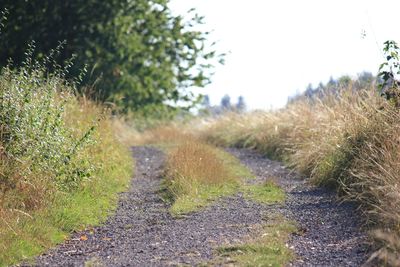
xmin=0 ymin=152 xmax=132 ymax=267
xmin=214 ymin=149 xmax=254 ymax=180
xmin=84 ymin=257 xmax=105 ymax=267
xmin=212 ymin=215 xmax=297 ymax=267
xmin=169 ymin=182 xmax=240 ymax=215
xmin=243 ymin=181 xmax=285 ymax=204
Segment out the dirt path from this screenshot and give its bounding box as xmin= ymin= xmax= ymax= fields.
xmin=25 ymin=146 xmax=369 ymax=266
xmin=227 ymin=148 xmax=370 ymax=266
xmin=29 ymin=147 xmax=268 ymax=266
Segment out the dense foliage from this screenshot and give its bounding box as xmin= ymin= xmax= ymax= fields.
xmin=0 ymin=56 xmax=93 ymax=210
xmin=0 ymin=0 xmax=219 ymax=114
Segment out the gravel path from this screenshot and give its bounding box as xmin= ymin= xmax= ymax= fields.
xmin=28 ymin=147 xmax=268 ymax=266
xmin=227 ymin=148 xmax=370 ymax=267
xmin=24 ymin=146 xmax=370 ymax=266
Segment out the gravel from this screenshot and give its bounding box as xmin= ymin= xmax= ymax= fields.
xmin=26 ymin=147 xmax=268 ymax=266
xmin=227 ymin=147 xmax=370 ymax=267
xmin=22 ymin=146 xmax=370 ymax=266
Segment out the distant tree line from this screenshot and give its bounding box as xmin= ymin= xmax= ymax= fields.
xmin=288 ymin=71 xmax=376 ymax=103
xmin=200 ymin=94 xmax=246 ymax=116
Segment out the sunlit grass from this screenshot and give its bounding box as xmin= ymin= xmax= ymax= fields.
xmin=243 ymin=181 xmax=285 ymax=204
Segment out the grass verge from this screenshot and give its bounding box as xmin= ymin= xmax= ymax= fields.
xmin=0 ymin=63 xmax=132 ymax=266
xmin=0 ymin=102 xmax=132 ymax=266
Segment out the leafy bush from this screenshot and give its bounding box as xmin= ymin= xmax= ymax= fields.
xmin=379 ymin=40 xmax=400 ymax=107
xmin=0 ymin=50 xmax=94 ymax=211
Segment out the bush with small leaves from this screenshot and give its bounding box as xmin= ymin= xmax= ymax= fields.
xmin=378 ymin=40 xmax=400 ymax=106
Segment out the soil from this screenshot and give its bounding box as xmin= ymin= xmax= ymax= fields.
xmin=22 ymin=146 xmax=370 ymax=266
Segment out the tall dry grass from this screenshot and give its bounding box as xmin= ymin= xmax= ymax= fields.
xmin=111 ymin=116 xmax=143 ymax=146
xmin=165 ymin=140 xmax=237 ymax=198
xmin=197 ymin=86 xmax=400 ymax=264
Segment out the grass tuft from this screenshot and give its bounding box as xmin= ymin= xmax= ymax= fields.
xmin=212 ymin=215 xmax=296 ymax=267
xmin=163 ymin=140 xmax=243 ymax=215
xmin=243 ymin=181 xmax=285 ymax=204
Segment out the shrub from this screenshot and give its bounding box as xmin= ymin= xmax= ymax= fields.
xmin=0 ymin=56 xmax=95 ymax=214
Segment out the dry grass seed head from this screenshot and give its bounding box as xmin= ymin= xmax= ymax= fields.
xmin=167 ymin=141 xmax=234 ymax=185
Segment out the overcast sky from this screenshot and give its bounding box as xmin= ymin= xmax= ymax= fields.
xmin=169 ymin=0 xmax=400 ymax=109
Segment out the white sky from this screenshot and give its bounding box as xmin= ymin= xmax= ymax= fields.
xmin=169 ymin=0 xmax=400 ymax=109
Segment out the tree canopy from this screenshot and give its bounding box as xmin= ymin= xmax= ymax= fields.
xmin=0 ymin=0 xmax=220 ymax=115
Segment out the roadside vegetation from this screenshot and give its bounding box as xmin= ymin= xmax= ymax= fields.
xmin=0 ymin=0 xmax=221 ymax=265
xmin=197 ymin=80 xmax=400 ymax=264
xmin=0 ymin=57 xmax=132 ymax=266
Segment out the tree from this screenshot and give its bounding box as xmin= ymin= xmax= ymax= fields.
xmin=236 ymin=96 xmax=246 ymax=112
xmin=220 ymin=94 xmax=231 ymax=110
xmin=0 ymin=0 xmax=220 ymax=115
xmin=202 ymin=95 xmax=211 ymax=108
xmin=327 ymin=76 xmax=337 ymax=88
xmin=304 ymin=83 xmax=314 ymax=98
xmin=338 ymin=75 xmax=351 ymax=87
xmin=357 ymin=72 xmax=374 ymax=86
